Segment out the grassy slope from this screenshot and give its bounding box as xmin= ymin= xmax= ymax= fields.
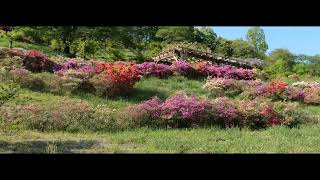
xmin=2 ymin=75 xmax=320 ymax=153
xmin=0 ymin=38 xmax=58 ymax=57
xmin=2 ymin=38 xmax=320 ymax=153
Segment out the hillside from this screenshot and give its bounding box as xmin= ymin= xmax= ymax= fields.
xmin=1 ymin=36 xmax=320 ymax=153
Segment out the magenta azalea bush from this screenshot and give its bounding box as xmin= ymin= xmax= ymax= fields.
xmin=200 ymin=64 xmax=256 ymax=80
xmin=127 ymin=92 xmax=303 ymax=129
xmin=128 ymin=92 xmax=213 ymax=128
xmin=136 ymin=62 xmax=172 ymax=78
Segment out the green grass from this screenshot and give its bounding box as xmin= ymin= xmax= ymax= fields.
xmin=4 ymin=75 xmax=209 ymax=110
xmin=2 ymin=125 xmax=320 ymax=153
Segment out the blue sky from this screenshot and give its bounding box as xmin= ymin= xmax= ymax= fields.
xmin=213 ymin=27 xmax=320 ymax=56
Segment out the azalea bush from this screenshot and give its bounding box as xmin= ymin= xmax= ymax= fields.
xmin=304 ymin=87 xmax=320 ymax=104
xmin=136 ymin=62 xmax=172 ymax=78
xmin=171 ymin=60 xmax=200 ymax=78
xmin=9 ymin=68 xmax=46 ymax=91
xmin=127 ymin=92 xmax=213 ymax=128
xmin=203 ymin=77 xmax=242 ymax=97
xmin=22 ymin=50 xmax=56 ymax=72
xmin=197 ymin=63 xmax=256 ymax=80
xmin=236 ymin=98 xmax=301 ymax=128
xmin=127 ymin=92 xmax=304 ymax=129
xmin=0 ymin=56 xmax=23 ymax=71
xmin=90 ymin=62 xmax=141 ymax=97
xmin=0 ymin=100 xmax=122 ymax=132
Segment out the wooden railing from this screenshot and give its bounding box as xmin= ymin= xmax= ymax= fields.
xmin=152 ymin=46 xmax=266 ymax=68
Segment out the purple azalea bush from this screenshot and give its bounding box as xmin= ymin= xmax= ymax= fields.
xmin=53 ymin=59 xmax=96 ymax=77
xmin=136 ymin=62 xmax=172 ymax=78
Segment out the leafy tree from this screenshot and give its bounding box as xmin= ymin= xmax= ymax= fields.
xmin=231 ymin=39 xmax=256 ymax=58
xmin=194 ymin=27 xmax=217 ymax=51
xmin=246 ymin=27 xmax=268 ymax=55
xmin=264 ymin=58 xmax=292 ymax=77
xmin=155 ymin=26 xmax=195 ymax=44
xmin=0 ymin=27 xmax=24 ymax=48
xmin=215 ymin=37 xmax=233 ymax=57
xmin=76 ymin=40 xmax=100 ymax=59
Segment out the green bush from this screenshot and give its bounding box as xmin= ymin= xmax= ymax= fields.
xmin=0 ymin=100 xmax=128 ymax=132
xmin=0 ymin=81 xmax=19 ymax=105
xmin=9 ymin=69 xmax=46 ymax=91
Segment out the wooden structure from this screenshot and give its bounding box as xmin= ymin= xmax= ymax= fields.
xmin=152 ymin=46 xmax=267 ymax=69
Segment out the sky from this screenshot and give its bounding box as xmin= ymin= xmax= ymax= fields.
xmin=213 ymin=27 xmax=320 ymax=56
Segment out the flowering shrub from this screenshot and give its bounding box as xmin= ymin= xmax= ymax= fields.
xmin=199 ymin=64 xmax=256 ymax=80
xmin=128 ymin=92 xmax=304 ymax=129
xmin=0 ymin=56 xmax=23 ymax=71
xmin=23 ymin=50 xmax=56 ymax=72
xmin=171 ymin=60 xmax=199 ymax=78
xmin=9 ymin=68 xmax=46 ymax=91
xmin=237 ymin=98 xmax=301 ymax=128
xmin=90 ymin=62 xmax=141 ymax=97
xmin=292 ymin=81 xmax=320 ymax=89
xmin=128 ymin=92 xmax=213 ymax=128
xmin=136 ymin=62 xmax=172 ymax=78
xmin=284 ymin=87 xmax=305 ymax=102
xmin=268 ymin=81 xmax=288 ymax=95
xmin=0 ymin=100 xmax=122 ymax=132
xmin=159 ymin=92 xmax=213 ymax=127
xmin=193 ymin=61 xmax=210 ymax=73
xmin=203 ymin=77 xmax=242 ymax=97
xmin=211 ymin=97 xmax=240 ymax=127
xmin=304 ymin=87 xmax=320 ymax=104
xmin=54 ymin=59 xmax=96 ymax=77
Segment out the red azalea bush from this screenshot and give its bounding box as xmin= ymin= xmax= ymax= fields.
xmin=90 ymin=61 xmax=141 ymax=97
xmin=268 ymin=81 xmax=288 ymax=95
xmin=23 ymin=50 xmax=56 ymax=72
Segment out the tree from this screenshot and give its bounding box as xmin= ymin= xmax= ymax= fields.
xmin=155 ymin=27 xmax=195 ymax=44
xmin=194 ymin=27 xmax=217 ymax=51
xmin=269 ymin=48 xmax=294 ymax=61
xmin=246 ymin=27 xmax=268 ymax=55
xmin=215 ymin=37 xmax=233 ymax=57
xmin=231 ymin=39 xmax=256 ymax=58
xmin=0 ymin=27 xmax=24 ymax=48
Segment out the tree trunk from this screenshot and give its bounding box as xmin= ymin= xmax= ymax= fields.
xmin=9 ymin=40 xmax=13 ymax=49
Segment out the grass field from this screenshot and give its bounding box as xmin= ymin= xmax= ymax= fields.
xmin=2 ymin=125 xmax=320 ymax=153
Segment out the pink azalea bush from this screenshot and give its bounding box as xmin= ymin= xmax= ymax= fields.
xmin=128 ymin=92 xmax=213 ymax=128
xmin=127 ymin=92 xmax=303 ymax=129
xmin=197 ymin=63 xmax=256 ymax=80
